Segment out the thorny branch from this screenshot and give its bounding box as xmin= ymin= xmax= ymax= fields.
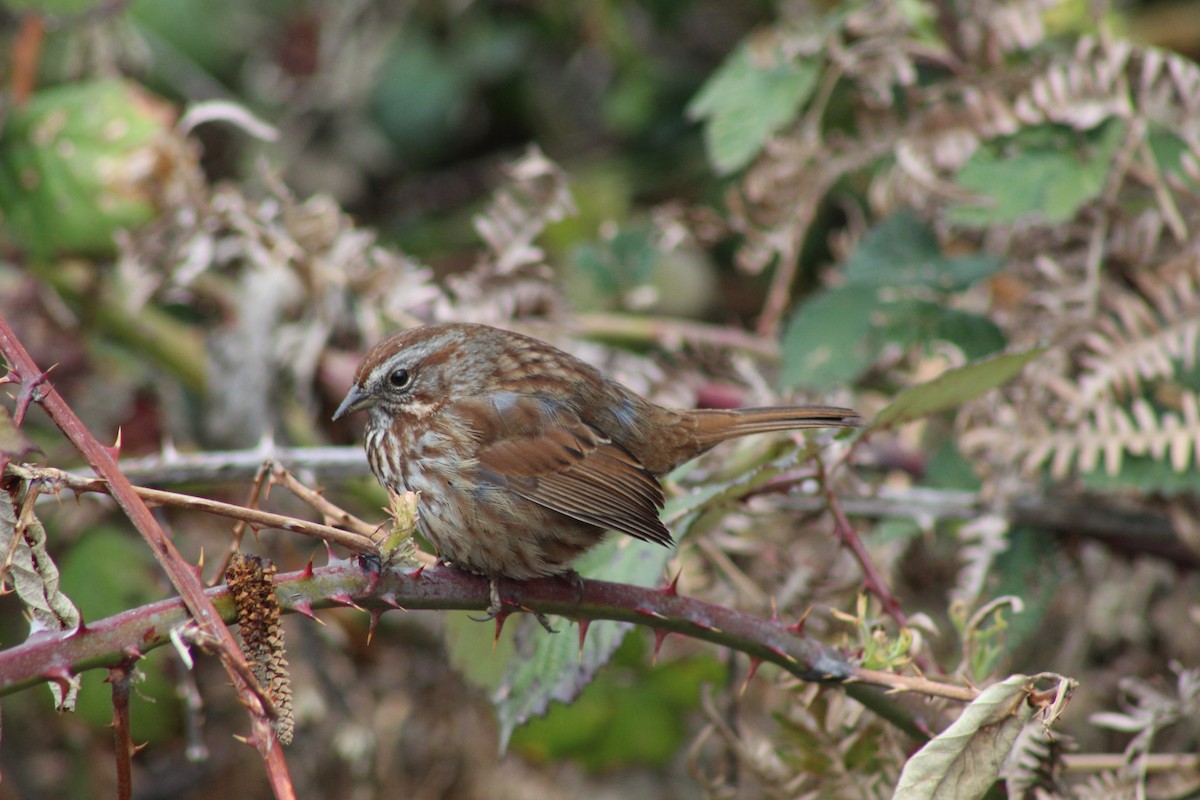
xmin=0 ymin=557 xmax=979 ymax=716
xmin=0 ymin=316 xmax=297 ymax=797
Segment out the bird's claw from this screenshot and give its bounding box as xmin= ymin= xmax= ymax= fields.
xmin=468 ymin=576 xmax=558 ymax=633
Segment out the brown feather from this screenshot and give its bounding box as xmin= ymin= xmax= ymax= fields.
xmin=455 ymin=395 xmax=671 ymax=546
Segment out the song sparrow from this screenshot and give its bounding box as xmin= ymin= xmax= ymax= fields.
xmin=334 ymin=322 xmax=860 ymax=623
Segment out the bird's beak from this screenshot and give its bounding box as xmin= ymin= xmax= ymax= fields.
xmin=332 ymin=385 xmax=373 ymax=421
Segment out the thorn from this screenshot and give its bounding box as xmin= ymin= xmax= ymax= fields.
xmin=300 ymin=558 xmax=315 ymax=579
xmin=493 ymin=610 xmax=512 ymax=647
xmin=367 ymin=609 xmax=385 ymax=644
xmin=131 ymin=741 xmax=150 ymax=755
xmin=577 ymin=618 xmax=591 ymax=659
xmin=660 ymin=570 xmax=682 ymax=597
xmin=14 ymin=365 xmax=56 ymax=422
xmin=43 ymin=666 xmax=74 ymax=693
xmin=232 ymin=734 xmax=251 ymax=745
xmin=330 ymin=592 xmax=363 ymax=611
xmin=290 ymin=602 xmax=323 ymax=624
xmin=105 ymin=428 xmax=122 ymax=461
xmin=785 ymin=607 xmax=812 ymax=636
xmin=651 ymin=629 xmax=670 ymax=665
xmin=324 ymin=540 xmax=337 ymax=563
xmin=380 ymin=593 xmax=404 ymax=610
xmin=121 ymin=646 xmax=145 ymax=662
xmin=740 ymin=658 xmax=763 ymax=695
xmin=770 ymin=597 xmax=780 ymax=623
xmin=197 ymin=548 xmax=205 ymax=572
xmin=413 ymin=565 xmax=426 ymax=580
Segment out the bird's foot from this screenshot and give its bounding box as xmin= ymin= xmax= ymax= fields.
xmin=467 ymin=576 xmax=558 ymax=633
xmin=558 ymin=568 xmax=585 ymax=604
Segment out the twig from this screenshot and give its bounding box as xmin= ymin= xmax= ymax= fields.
xmin=109 ymin=662 xmax=136 ymax=800
xmin=8 ymin=464 xmax=377 ymax=555
xmin=851 ymin=666 xmax=976 ymax=702
xmin=817 ymin=458 xmax=908 ymax=628
xmin=267 ymin=463 xmax=378 ymax=538
xmin=222 ymin=462 xmax=274 ymax=573
xmin=0 ymin=317 xmax=295 ymax=796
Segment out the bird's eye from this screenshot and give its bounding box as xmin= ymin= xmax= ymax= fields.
xmin=388 ymin=368 xmax=411 ymax=389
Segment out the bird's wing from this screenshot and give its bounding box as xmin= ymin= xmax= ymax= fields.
xmin=452 ymin=394 xmax=671 ymax=546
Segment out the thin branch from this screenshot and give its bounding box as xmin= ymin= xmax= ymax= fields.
xmin=817 ymin=458 xmax=908 ymax=628
xmin=852 ymin=666 xmax=976 ymax=702
xmin=267 ymin=463 xmax=378 ymax=538
xmin=9 ymin=463 xmax=377 ymax=555
xmin=109 ymin=662 xmax=136 ymax=800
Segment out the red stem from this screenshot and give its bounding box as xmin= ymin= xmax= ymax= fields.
xmin=818 ymin=458 xmax=908 ymax=628
xmin=109 ymin=663 xmax=135 ymax=800
xmin=0 ymin=315 xmax=295 ymax=794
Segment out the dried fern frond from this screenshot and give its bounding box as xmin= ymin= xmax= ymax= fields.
xmin=1073 ymin=261 xmax=1200 ymax=407
xmin=1002 ymin=722 xmax=1069 ymax=799
xmin=1022 ymin=393 xmax=1200 ymax=478
xmin=962 ymin=255 xmax=1200 ymax=481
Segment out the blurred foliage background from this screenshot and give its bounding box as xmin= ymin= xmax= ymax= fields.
xmin=4 ymin=0 xmax=1200 ymax=798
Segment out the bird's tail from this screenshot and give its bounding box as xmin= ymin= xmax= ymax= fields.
xmin=689 ymin=405 xmax=862 ymax=448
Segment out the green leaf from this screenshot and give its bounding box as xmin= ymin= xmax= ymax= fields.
xmin=780 ymin=285 xmax=1010 ymax=392
xmin=871 ymin=347 xmax=1047 ymax=428
xmin=781 ymin=212 xmax=1005 ymax=390
xmin=932 ymin=309 xmax=1007 ymax=360
xmin=949 ymin=121 xmax=1124 ymax=227
xmin=843 ymin=212 xmax=1003 ymax=290
xmin=1147 ymin=123 xmax=1200 ymax=192
xmin=490 ymin=535 xmax=675 ymax=752
xmin=687 ymin=41 xmax=818 ymax=174
xmin=892 ymin=675 xmax=1052 ymax=799
xmin=923 ymin=440 xmax=983 ymax=491
xmin=569 ymin=222 xmax=658 ymax=299
xmin=59 ymin=526 xmax=157 ymax=620
xmin=780 ymin=285 xmax=888 ymax=391
xmin=991 ymin=527 xmax=1062 ymax=655
xmin=510 ymin=635 xmax=724 ymax=770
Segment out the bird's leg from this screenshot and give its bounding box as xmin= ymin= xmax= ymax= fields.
xmin=487 ymin=576 xmax=503 ymax=619
xmin=467 ymin=576 xmax=506 ymax=622
xmin=468 ymin=576 xmax=558 ymax=633
xmin=558 ymin=568 xmax=586 ymax=604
